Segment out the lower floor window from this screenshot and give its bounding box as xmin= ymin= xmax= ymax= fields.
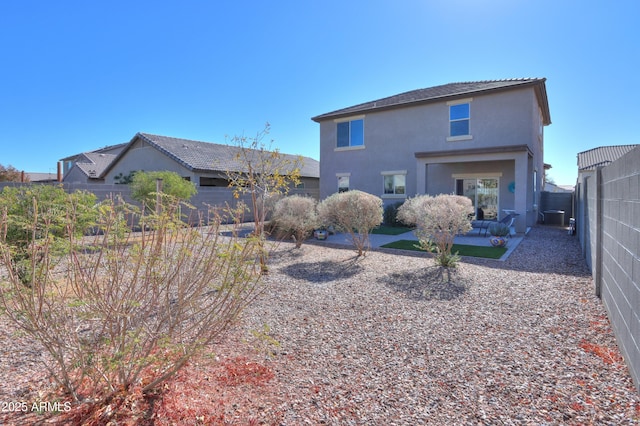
xmin=383 ymin=174 xmax=406 ymax=195
xmin=338 ymin=175 xmax=350 ymax=192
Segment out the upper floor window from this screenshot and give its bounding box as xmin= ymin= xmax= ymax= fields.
xmin=337 ymin=118 xmax=364 ymax=148
xmin=449 ymin=103 xmax=470 ymax=137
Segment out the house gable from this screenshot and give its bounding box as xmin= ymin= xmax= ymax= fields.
xmin=60 ymin=142 xmax=128 ymax=183
xmin=62 ymin=152 xmax=120 ymax=183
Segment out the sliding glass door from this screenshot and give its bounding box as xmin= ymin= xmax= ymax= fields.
xmin=456 ymin=178 xmax=499 ymax=220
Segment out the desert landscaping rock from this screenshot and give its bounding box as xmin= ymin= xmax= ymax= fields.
xmin=1 ymin=225 xmax=639 ymax=424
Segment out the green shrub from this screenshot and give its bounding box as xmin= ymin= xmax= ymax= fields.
xmin=488 ymin=222 xmax=510 ymax=237
xmin=130 ymin=170 xmax=197 ymax=215
xmin=0 ymin=184 xmax=97 ymax=284
xmin=383 ymin=201 xmax=404 ymax=226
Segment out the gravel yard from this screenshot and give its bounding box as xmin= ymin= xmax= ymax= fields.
xmin=1 ymin=225 xmax=639 ymax=424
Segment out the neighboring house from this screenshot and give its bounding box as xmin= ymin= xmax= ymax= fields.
xmin=577 ymin=145 xmax=639 ymax=175
xmin=26 ymin=172 xmax=59 ymax=183
xmin=312 ymin=78 xmax=551 ymax=234
xmin=62 ymin=133 xmax=319 ymax=190
xmin=61 ymin=143 xmax=127 ymax=183
xmin=544 ymin=182 xmax=574 ymax=193
xmin=575 ymin=144 xmax=639 ymax=243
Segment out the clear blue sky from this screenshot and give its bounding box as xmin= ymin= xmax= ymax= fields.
xmin=1 ymin=1 xmax=637 ymax=185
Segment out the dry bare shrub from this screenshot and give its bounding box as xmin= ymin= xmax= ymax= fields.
xmin=397 ymin=194 xmax=473 ymax=268
xmin=272 ymin=195 xmax=318 ymax=248
xmin=0 ymin=195 xmax=263 ymax=413
xmin=317 ymin=190 xmax=383 ymax=256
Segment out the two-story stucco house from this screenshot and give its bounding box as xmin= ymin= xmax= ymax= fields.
xmin=311 ymin=78 xmax=551 ymax=234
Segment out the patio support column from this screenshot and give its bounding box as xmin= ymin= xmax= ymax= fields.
xmin=415 ymin=159 xmax=427 ymax=195
xmin=514 ymin=152 xmax=528 ymax=233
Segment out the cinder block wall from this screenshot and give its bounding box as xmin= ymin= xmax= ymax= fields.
xmin=599 ymin=148 xmax=640 ymax=392
xmin=0 ymin=182 xmax=319 ymax=224
xmin=578 ymin=146 xmax=640 ymax=392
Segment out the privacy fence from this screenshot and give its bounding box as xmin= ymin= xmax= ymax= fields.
xmin=539 ymin=191 xmax=573 ymax=226
xmin=0 ymin=182 xmax=319 ymax=224
xmin=575 ymin=145 xmax=640 ymax=392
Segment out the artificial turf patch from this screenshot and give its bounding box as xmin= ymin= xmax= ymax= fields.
xmin=380 ymin=239 xmax=507 ymax=259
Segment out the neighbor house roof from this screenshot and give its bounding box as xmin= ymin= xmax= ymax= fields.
xmin=312 ymin=78 xmax=551 ymax=125
xmin=26 ymin=172 xmax=58 ymax=182
xmin=75 ymin=152 xmax=119 ymax=178
xmin=60 ymin=142 xmax=128 ymax=180
xmin=102 ymin=133 xmax=319 ymax=178
xmin=59 ymin=142 xmax=127 ymax=162
xmin=577 ymin=145 xmax=639 ymax=170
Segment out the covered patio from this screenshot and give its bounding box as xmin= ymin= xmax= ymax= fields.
xmin=414 ymin=145 xmax=538 ymax=235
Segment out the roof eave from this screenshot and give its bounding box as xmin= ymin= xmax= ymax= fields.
xmin=534 ymin=79 xmax=552 ymax=126
xmin=312 ymin=79 xmax=550 ymax=123
xmin=415 ymin=144 xmax=533 ymax=159
xmin=311 ymin=94 xmax=452 ymax=122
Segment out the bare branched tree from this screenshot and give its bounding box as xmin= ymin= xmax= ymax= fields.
xmin=0 ymin=163 xmax=27 ymax=182
xmin=225 ymin=123 xmax=303 ymax=271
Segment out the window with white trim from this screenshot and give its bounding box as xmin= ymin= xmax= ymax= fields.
xmin=449 ymin=103 xmax=470 ymax=137
xmin=337 ymin=175 xmax=350 ymax=192
xmin=381 ymin=171 xmax=406 ymax=197
xmin=336 ymin=118 xmax=364 ymax=148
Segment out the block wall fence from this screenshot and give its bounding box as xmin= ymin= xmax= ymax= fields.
xmin=576 ymin=146 xmax=640 ymax=392
xmin=0 ymin=182 xmax=319 ymax=224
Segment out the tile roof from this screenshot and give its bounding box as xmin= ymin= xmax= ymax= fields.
xmin=125 ymin=133 xmax=319 ymax=178
xmin=93 ymin=142 xmax=128 ymax=155
xmin=312 ymin=78 xmax=550 ymax=124
xmin=25 ymin=172 xmax=58 ymax=182
xmin=76 ymin=152 xmax=119 ymax=178
xmin=59 ymin=142 xmax=127 ymax=162
xmin=577 ymin=145 xmax=639 ymax=170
